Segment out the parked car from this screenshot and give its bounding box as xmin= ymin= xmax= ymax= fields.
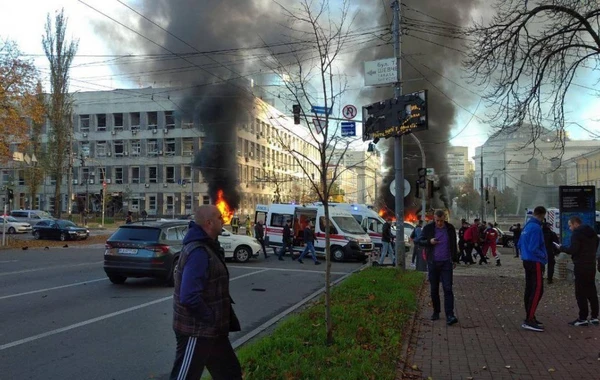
xmin=10 ymin=209 xmax=54 ymax=226
xmin=32 ymin=219 xmax=89 ymax=241
xmin=495 ymin=227 xmax=514 ymax=248
xmin=219 ymin=228 xmax=261 ymax=262
xmin=0 ymin=216 xmax=32 ymax=234
xmin=104 ymin=220 xmax=189 ymax=286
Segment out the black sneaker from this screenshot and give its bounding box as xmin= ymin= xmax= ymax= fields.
xmin=278 ymin=257 xmax=284 ymax=261
xmin=568 ymin=319 xmax=589 ymax=326
xmin=446 ymin=316 xmax=458 ymax=326
xmin=430 ymin=312 xmax=440 ymax=321
xmin=297 ymin=259 xmax=304 ymax=264
xmin=534 ymin=317 xmax=543 ymax=326
xmin=496 ymin=259 xmax=501 ymax=266
xmin=547 ymin=278 xmax=553 ymax=284
xmin=314 ymin=261 xmax=321 ymax=265
xmin=589 ymin=318 xmax=599 ymax=326
xmin=521 ymin=320 xmax=544 ymax=332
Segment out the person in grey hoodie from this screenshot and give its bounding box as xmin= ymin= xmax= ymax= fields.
xmin=557 ymin=216 xmax=599 ymax=326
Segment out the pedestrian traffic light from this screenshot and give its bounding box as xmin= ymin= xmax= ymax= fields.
xmin=292 ymin=104 xmax=301 ymax=125
xmin=417 ymin=167 xmax=427 ymax=189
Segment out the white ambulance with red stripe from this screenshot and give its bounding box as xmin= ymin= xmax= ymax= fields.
xmin=255 ymin=204 xmax=374 ymax=262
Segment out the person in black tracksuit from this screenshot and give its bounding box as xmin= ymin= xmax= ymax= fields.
xmin=277 ymin=220 xmax=294 ymax=260
xmin=542 ymin=222 xmax=559 ymax=284
xmin=510 ymin=223 xmax=522 ymax=258
xmin=558 ymin=216 xmax=599 ymax=326
xmin=254 ymin=221 xmax=269 ymax=259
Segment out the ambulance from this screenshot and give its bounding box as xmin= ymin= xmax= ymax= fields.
xmin=255 ymin=204 xmax=374 ymax=262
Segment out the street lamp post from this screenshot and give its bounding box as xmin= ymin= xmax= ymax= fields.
xmin=461 ymin=193 xmax=468 ymax=220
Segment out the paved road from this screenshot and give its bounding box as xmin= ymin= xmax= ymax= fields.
xmin=0 ymin=246 xmax=363 ymax=380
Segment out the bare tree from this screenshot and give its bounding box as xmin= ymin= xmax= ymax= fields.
xmin=42 ymin=8 xmax=78 ymax=217
xmin=465 ymin=0 xmax=600 ymax=154
xmin=259 ymin=0 xmax=376 ymax=345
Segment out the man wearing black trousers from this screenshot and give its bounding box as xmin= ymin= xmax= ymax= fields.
xmin=254 ymin=220 xmax=269 ymax=259
xmin=277 ymin=220 xmax=294 ymax=260
xmin=542 ymin=222 xmax=559 ymax=284
xmin=417 ymin=209 xmax=459 ymax=326
xmin=558 ymin=216 xmax=599 ymax=326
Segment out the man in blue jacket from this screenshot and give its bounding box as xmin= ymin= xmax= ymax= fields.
xmin=170 ymin=205 xmax=242 ymax=380
xmin=518 ymin=206 xmax=547 ymax=332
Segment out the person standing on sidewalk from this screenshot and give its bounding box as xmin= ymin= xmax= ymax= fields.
xmin=380 ymin=218 xmax=396 ymax=265
xmin=417 ymin=209 xmax=459 ymax=326
xmin=557 ymin=216 xmax=599 ymax=326
xmin=410 ymin=220 xmax=424 ymax=267
xmin=542 ymin=222 xmax=559 ymax=284
xmin=254 ymin=220 xmax=269 ymax=259
xmin=297 ymin=222 xmax=321 ymax=265
xmin=170 ymin=205 xmax=242 ymax=380
xmin=277 ymin=219 xmax=294 ymax=260
xmin=510 ymin=223 xmax=522 ymax=258
xmin=518 ymin=206 xmax=547 ymax=332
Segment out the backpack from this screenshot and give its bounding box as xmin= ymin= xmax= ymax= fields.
xmin=464 ymin=226 xmax=473 ymax=242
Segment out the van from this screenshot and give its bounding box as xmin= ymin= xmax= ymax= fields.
xmin=10 ymin=210 xmax=54 ymax=226
xmin=255 ymin=204 xmax=374 ymax=262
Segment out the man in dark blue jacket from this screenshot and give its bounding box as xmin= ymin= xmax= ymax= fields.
xmin=297 ymin=221 xmax=320 ymax=265
xmin=518 ymin=206 xmax=547 ymax=332
xmin=417 ymin=209 xmax=459 ymax=326
xmin=170 ymin=205 xmax=242 ymax=380
xmin=277 ymin=219 xmax=294 ymax=260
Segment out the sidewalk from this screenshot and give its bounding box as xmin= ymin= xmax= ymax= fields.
xmin=400 ymin=249 xmax=600 ymax=380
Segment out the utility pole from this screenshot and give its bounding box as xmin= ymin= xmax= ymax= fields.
xmin=480 ymin=147 xmax=485 ymax=220
xmin=66 ymin=134 xmax=73 ymax=219
xmin=410 ymin=134 xmax=426 ymax=222
xmin=392 ymin=0 xmax=405 ymax=269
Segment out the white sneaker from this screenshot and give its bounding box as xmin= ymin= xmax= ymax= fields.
xmin=410 ymin=263 xmax=416 ymax=268
xmin=590 ymin=318 xmax=599 ymax=326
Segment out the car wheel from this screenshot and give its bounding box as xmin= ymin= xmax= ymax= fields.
xmin=7 ymin=227 xmax=15 ymax=234
xmin=33 ymin=231 xmax=40 ymax=240
xmin=506 ymin=239 xmax=515 ymax=248
xmin=331 ymin=246 xmax=345 ymax=262
xmin=165 ymin=257 xmax=178 ymax=287
xmin=59 ymin=233 xmax=67 ymax=241
xmin=234 ymin=245 xmax=251 ymax=263
xmin=108 ymin=274 xmax=127 ymax=284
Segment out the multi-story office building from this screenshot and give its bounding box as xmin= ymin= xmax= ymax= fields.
xmin=2 ymin=87 xmax=323 ymax=217
xmin=446 ymin=146 xmax=472 ymax=185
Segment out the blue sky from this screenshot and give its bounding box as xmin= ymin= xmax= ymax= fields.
xmin=2 ymin=0 xmax=600 ymax=160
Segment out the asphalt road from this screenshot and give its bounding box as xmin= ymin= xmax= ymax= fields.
xmin=0 ymin=246 xmax=364 ymax=380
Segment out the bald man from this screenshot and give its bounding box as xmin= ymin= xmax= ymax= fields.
xmin=170 ymin=205 xmax=242 ymax=380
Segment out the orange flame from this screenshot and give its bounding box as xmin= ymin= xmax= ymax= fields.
xmin=378 ymin=208 xmax=397 ymax=222
xmin=215 ymin=190 xmax=234 ymax=225
xmin=405 ymin=212 xmax=419 ymax=223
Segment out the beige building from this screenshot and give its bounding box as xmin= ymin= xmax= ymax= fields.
xmin=328 ymin=149 xmax=381 ymax=205
xmin=563 ymin=148 xmax=600 ymax=200
xmin=447 ymin=146 xmax=471 ymax=185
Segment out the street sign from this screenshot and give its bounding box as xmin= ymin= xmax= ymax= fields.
xmin=311 ymin=105 xmax=332 ymax=115
xmin=340 ymin=121 xmax=356 ymax=137
xmin=389 ymin=179 xmax=411 ymax=198
xmin=342 ymin=104 xmax=357 ymax=120
xmin=312 ymin=118 xmax=325 ymax=134
xmin=364 ymin=58 xmax=397 ymax=86
xmin=426 ymin=168 xmax=435 ymax=176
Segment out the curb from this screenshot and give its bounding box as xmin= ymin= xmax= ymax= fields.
xmin=397 ymin=274 xmax=427 ymax=380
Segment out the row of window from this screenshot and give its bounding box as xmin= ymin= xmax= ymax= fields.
xmin=79 ymin=111 xmax=177 ymax=132
xmin=79 ymin=138 xmax=196 ymax=158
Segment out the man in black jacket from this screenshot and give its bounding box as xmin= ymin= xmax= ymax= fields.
xmin=254 ymin=220 xmax=269 ymax=259
xmin=542 ymin=222 xmax=559 ymax=284
xmin=417 ymin=209 xmax=459 ymax=326
xmin=378 ymin=218 xmax=395 ymax=265
xmin=510 ymin=223 xmax=522 ymax=258
xmin=277 ymin=220 xmax=294 ymax=260
xmin=558 ymin=216 xmax=599 ymax=326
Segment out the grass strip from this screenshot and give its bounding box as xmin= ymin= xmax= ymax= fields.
xmin=237 ymin=267 xmax=424 ymax=380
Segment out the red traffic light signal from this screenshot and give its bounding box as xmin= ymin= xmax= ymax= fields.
xmin=102 ymin=182 xmax=107 ymax=188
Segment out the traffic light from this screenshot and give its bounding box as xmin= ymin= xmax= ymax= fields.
xmin=292 ymin=104 xmax=301 ymax=125
xmin=427 ymin=180 xmax=435 ymax=199
xmin=80 ymin=154 xmax=85 ymax=166
xmin=6 ymin=188 xmax=13 ymax=201
xmin=417 ymin=167 xmax=427 ymax=189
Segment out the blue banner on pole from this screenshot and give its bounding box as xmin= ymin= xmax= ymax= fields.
xmin=311 ymin=105 xmax=333 ymax=115
xmin=341 ymin=121 xmax=356 ymax=137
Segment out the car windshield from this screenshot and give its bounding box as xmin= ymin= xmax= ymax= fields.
xmin=2 ymin=216 xmax=18 ymax=222
xmin=332 ymin=216 xmax=365 ymax=234
xmin=110 ymin=227 xmax=161 ymax=242
xmin=58 ymin=220 xmax=77 ymax=228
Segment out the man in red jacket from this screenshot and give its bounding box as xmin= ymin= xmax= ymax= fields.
xmin=465 ymin=219 xmax=488 ymax=264
xmin=483 ymin=222 xmax=501 ymax=266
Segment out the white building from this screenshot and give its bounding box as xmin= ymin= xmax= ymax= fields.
xmin=447 ymin=146 xmax=472 ymax=185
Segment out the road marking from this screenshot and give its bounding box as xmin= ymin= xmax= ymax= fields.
xmin=0 ymin=261 xmax=103 ymax=277
xmin=0 ymin=270 xmax=266 ymax=351
xmin=0 ymin=260 xmax=18 ymax=263
xmin=0 ymin=278 xmax=108 ymax=301
xmin=228 ymin=265 xmax=348 ymax=275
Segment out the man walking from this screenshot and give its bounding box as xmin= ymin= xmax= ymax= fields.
xmin=379 ymin=218 xmax=396 ymax=265
xmin=483 ymin=222 xmax=501 ymax=266
xmin=277 ymin=219 xmax=294 ymax=260
xmin=465 ymin=219 xmax=487 ymax=264
xmin=519 ymin=206 xmax=547 ymax=332
xmin=297 ymin=221 xmax=321 ymax=265
xmin=510 ymin=223 xmax=522 ymax=258
xmin=458 ymin=220 xmax=474 ymax=264
xmin=170 ymin=205 xmax=242 ymax=380
xmin=254 ymin=220 xmax=269 ymax=259
xmin=410 ymin=220 xmax=424 ymax=267
xmin=557 ymin=216 xmax=599 ymax=326
xmin=417 ymin=209 xmax=459 ymax=326
xmin=230 ymin=215 xmax=239 ymax=234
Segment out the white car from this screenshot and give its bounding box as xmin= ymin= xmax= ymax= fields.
xmin=219 ymin=228 xmax=262 ymax=262
xmin=0 ymin=216 xmax=33 ymax=234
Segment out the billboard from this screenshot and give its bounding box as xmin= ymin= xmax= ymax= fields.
xmin=558 ymin=186 xmax=595 ymax=246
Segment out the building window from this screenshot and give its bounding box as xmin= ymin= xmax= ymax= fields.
xmin=203 ymin=195 xmax=210 ymax=205
xmin=130 ymin=112 xmax=140 ymax=130
xmin=166 ymin=166 xmax=175 ymax=183
xmin=148 ymin=196 xmax=156 ymax=212
xmin=149 ymin=167 xmax=158 ymax=183
xmin=165 ymin=138 xmax=176 ymax=156
xmin=114 ymin=140 xmax=124 ymax=156
xmin=166 ymin=195 xmax=174 ymax=212
xmin=98 ymin=168 xmax=106 ymax=182
xmin=185 ymin=195 xmax=191 ymax=210
xmin=18 ymin=170 xmax=25 ymax=185
xmin=97 ymin=114 xmax=107 ymax=131
xmin=131 ymin=167 xmax=140 ymax=184
xmin=147 ymin=139 xmax=158 ymax=156
xmin=113 ymin=113 xmax=123 ymax=130
xmin=96 ymin=141 xmax=107 ymax=157
xmin=80 ymin=115 xmax=90 ymax=132
xmin=131 ymin=140 xmax=141 ymax=156
xmin=183 ymin=166 xmax=191 ymax=181
xmin=115 ymin=167 xmax=123 ymax=184
xmin=165 ymin=111 xmax=175 ymax=129
xmin=182 ymin=138 xmax=194 ymax=156
xmin=80 ymin=142 xmax=90 ymax=157
xmin=148 ymin=111 xmax=158 ymax=129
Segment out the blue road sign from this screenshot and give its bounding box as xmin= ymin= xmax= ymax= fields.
xmin=341 ymin=121 xmax=356 ymax=137
xmin=311 ymin=105 xmax=333 ymax=115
